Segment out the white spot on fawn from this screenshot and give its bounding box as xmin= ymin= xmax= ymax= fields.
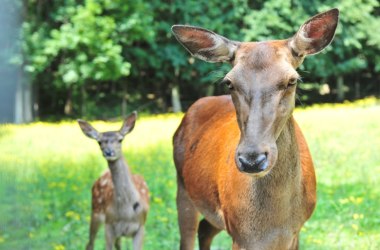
xmin=100 ymin=178 xmax=108 ymax=186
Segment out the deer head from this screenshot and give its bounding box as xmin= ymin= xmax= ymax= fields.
xmin=172 ymin=9 xmax=339 ymax=176
xmin=78 ymin=112 xmax=137 ymax=162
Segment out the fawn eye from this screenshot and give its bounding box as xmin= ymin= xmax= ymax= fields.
xmin=97 ymin=141 xmax=102 ymax=146
xmin=118 ymin=139 xmax=123 ymax=143
xmin=221 ymin=79 xmax=234 ymax=90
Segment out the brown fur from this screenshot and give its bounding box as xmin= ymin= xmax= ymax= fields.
xmin=172 ymin=9 xmax=338 ymax=250
xmin=78 ymin=113 xmax=150 ymax=250
xmin=174 ymin=96 xmax=316 ymax=249
xmin=91 ymin=171 xmax=150 ymax=215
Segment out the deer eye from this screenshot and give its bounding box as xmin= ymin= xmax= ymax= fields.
xmin=288 ymin=78 xmax=298 ymax=87
xmin=97 ymin=141 xmax=102 ymax=146
xmin=118 ymin=139 xmax=123 ymax=143
xmin=221 ymin=79 xmax=234 ymax=90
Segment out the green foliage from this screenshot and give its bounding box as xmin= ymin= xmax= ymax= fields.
xmin=128 ymin=0 xmax=250 ymax=106
xmin=23 ymin=0 xmax=154 ymax=84
xmin=243 ymin=0 xmax=380 ymax=77
xmin=1 ymin=103 xmax=380 ymax=249
xmin=19 ymin=0 xmax=380 ymax=118
xmin=21 ymin=0 xmax=154 ymax=117
xmin=239 ymin=0 xmax=380 ymax=103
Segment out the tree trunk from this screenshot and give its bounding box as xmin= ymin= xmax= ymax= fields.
xmin=206 ymin=84 xmax=215 ymax=96
xmin=121 ymin=83 xmax=127 ymax=117
xmin=15 ymin=78 xmax=33 ymax=123
xmin=171 ymin=84 xmax=182 ymax=113
xmin=81 ymin=85 xmax=87 ymax=116
xmin=336 ymin=75 xmax=345 ymax=102
xmin=64 ymin=87 xmax=72 ymax=115
xmin=32 ymin=80 xmax=39 ymax=119
xmin=354 ymin=79 xmax=360 ymax=100
xmin=172 ymin=68 xmax=182 ymax=113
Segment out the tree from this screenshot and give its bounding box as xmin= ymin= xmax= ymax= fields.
xmin=18 ymin=0 xmax=380 ymax=119
xmin=133 ymin=0 xmax=249 ymax=112
xmin=21 ymin=0 xmax=153 ymax=118
xmin=243 ymin=0 xmax=380 ymax=102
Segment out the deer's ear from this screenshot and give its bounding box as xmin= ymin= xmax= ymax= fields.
xmin=172 ymin=25 xmax=239 ymax=63
xmin=290 ymin=8 xmax=339 ymax=56
xmin=77 ymin=120 xmax=99 ymax=140
xmin=120 ymin=111 xmax=137 ymax=136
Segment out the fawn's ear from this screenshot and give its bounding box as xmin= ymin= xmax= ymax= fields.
xmin=77 ymin=120 xmax=99 ymax=140
xmin=172 ymin=25 xmax=239 ymax=63
xmin=120 ymin=111 xmax=137 ymax=136
xmin=289 ymin=8 xmax=339 ymax=56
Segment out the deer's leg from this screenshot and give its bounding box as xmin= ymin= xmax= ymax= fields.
xmin=105 ymin=223 xmax=116 ymax=250
xmin=86 ymin=212 xmax=103 ymax=250
xmin=177 ymin=180 xmax=200 ymax=250
xmin=132 ymin=226 xmax=144 ymax=250
xmin=291 ymin=233 xmax=299 ymax=250
xmin=198 ymin=218 xmax=222 ymax=250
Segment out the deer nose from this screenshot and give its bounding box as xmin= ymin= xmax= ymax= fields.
xmin=104 ymin=148 xmax=114 ymax=157
xmin=237 ymin=153 xmax=268 ymax=174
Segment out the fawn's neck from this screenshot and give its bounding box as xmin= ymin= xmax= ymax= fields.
xmin=107 ymin=157 xmax=139 ymax=206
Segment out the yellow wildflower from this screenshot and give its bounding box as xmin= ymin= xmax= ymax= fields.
xmin=53 ymin=244 xmax=65 ymax=250
xmin=353 ymin=213 xmax=364 ymax=220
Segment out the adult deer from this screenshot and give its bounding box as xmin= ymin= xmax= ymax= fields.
xmin=78 ymin=112 xmax=149 ymax=250
xmin=172 ymin=9 xmax=339 ymax=250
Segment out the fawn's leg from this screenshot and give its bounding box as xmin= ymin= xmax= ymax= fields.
xmin=105 ymin=223 xmax=116 ymax=250
xmin=132 ymin=226 xmax=145 ymax=250
xmin=86 ymin=212 xmax=103 ymax=250
xmin=291 ymin=233 xmax=299 ymax=250
xmin=114 ymin=237 xmax=121 ymax=250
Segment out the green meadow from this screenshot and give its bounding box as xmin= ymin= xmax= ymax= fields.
xmin=1 ymin=99 xmax=380 ymax=250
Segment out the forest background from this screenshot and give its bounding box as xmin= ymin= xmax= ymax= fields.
xmin=11 ymin=0 xmax=380 ymax=120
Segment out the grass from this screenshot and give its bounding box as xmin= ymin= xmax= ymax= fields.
xmin=0 ymin=99 xmax=379 ymax=249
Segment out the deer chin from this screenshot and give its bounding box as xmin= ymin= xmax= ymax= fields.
xmin=246 ymin=168 xmax=272 ymax=178
xmin=235 ymin=161 xmax=274 ymax=178
xmin=104 ymin=156 xmax=119 ymax=162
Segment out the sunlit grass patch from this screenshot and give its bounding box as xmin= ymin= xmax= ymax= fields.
xmin=0 ymin=101 xmax=379 ymax=249
xmin=294 ymin=100 xmax=380 ymax=249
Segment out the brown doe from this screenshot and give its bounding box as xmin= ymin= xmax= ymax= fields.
xmin=78 ymin=112 xmax=149 ymax=250
xmin=172 ymin=9 xmax=339 ymax=250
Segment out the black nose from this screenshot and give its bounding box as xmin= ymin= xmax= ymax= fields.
xmin=104 ymin=149 xmax=113 ymax=157
xmin=238 ymin=153 xmax=268 ymax=173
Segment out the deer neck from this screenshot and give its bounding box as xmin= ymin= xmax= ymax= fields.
xmin=275 ymin=117 xmax=300 ymax=179
xmin=107 ymin=157 xmax=139 ymax=207
xmin=238 ymin=116 xmax=304 ymax=240
xmin=254 ymin=117 xmax=301 ymax=198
